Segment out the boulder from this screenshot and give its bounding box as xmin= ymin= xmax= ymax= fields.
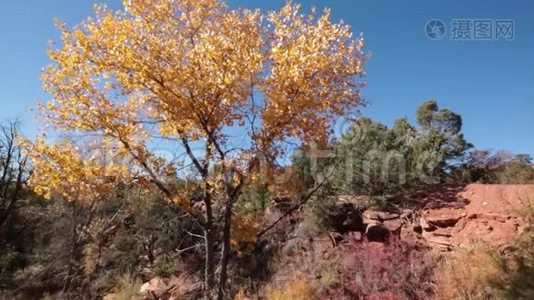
xmin=423 ymin=208 xmax=462 ymax=227
xmin=425 ymin=236 xmax=454 ymax=251
xmin=140 ymin=274 xmax=201 ymax=300
xmin=382 ymin=219 xmax=403 ymax=232
xmin=378 ymin=211 xmax=401 ymax=220
xmin=360 ymin=209 xmax=405 ymax=241
xmin=362 ymin=210 xmax=380 ymax=222
xmin=140 ymin=277 xmax=171 ymax=299
xmin=363 ymin=210 xmax=400 ymax=222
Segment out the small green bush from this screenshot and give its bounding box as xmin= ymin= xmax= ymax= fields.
xmin=491 ymin=203 xmax=534 ymax=299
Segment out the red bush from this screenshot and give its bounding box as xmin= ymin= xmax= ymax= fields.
xmin=325 ymin=237 xmax=436 ymax=299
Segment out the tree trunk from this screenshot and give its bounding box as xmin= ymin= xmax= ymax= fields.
xmin=203 ymin=191 xmax=215 ymax=299
xmin=63 ymin=202 xmax=80 ymax=294
xmin=217 ymin=195 xmax=235 ymax=300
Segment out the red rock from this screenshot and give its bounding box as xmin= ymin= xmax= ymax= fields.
xmin=404 ymin=184 xmax=533 ymax=251
xmin=424 ymin=208 xmax=462 ymax=227
xmin=382 ymin=219 xmax=403 ymax=232
xmin=363 ymin=210 xmax=400 ymax=221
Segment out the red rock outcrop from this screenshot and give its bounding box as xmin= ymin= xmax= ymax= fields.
xmin=418 ymin=184 xmax=532 ymax=251
xmin=356 ymin=184 xmax=533 ymax=251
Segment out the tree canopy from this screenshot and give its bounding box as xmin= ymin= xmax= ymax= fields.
xmin=24 ymin=0 xmax=367 ymax=298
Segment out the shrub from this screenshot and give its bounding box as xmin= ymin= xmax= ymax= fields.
xmin=490 ymin=203 xmax=534 ymax=299
xmin=452 ymin=150 xmax=534 ymax=184
xmin=301 ymin=194 xmax=339 ymax=234
xmin=495 ymin=161 xmax=534 ymax=184
xmin=0 ymin=247 xmax=24 ymax=289
xmin=317 ymin=266 xmax=339 ymax=293
xmin=328 ymin=238 xmax=436 ymax=299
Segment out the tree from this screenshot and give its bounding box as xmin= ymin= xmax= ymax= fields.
xmin=26 ymin=0 xmax=366 ymax=298
xmin=497 ymin=162 xmax=534 ymax=184
xmin=0 ymin=120 xmax=29 ymax=235
xmin=0 ymin=120 xmax=30 ymax=288
xmin=321 ymin=101 xmax=469 ymax=198
xmin=415 ymin=100 xmax=471 ymax=161
xmin=451 ymin=149 xmax=534 ymax=184
xmin=453 ymin=149 xmax=494 ymax=183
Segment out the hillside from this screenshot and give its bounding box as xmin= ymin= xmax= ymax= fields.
xmin=137 ymin=184 xmax=534 ymax=299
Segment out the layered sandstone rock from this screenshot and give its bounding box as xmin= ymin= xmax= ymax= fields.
xmin=342 ymin=184 xmax=533 ymax=251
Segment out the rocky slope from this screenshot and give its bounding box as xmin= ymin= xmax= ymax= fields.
xmin=137 ymin=184 xmax=534 ymax=298
xmin=357 ymin=184 xmax=534 ymax=251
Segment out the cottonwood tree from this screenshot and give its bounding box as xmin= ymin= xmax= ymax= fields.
xmin=26 ymin=0 xmax=365 ymax=298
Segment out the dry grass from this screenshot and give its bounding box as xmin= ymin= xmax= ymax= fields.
xmin=435 ymin=246 xmax=500 ymax=300
xmin=263 ymin=278 xmax=316 ymax=300
xmin=102 ymin=274 xmax=143 ymax=300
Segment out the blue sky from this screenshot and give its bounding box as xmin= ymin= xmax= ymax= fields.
xmin=1 ymin=0 xmax=533 ymax=155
